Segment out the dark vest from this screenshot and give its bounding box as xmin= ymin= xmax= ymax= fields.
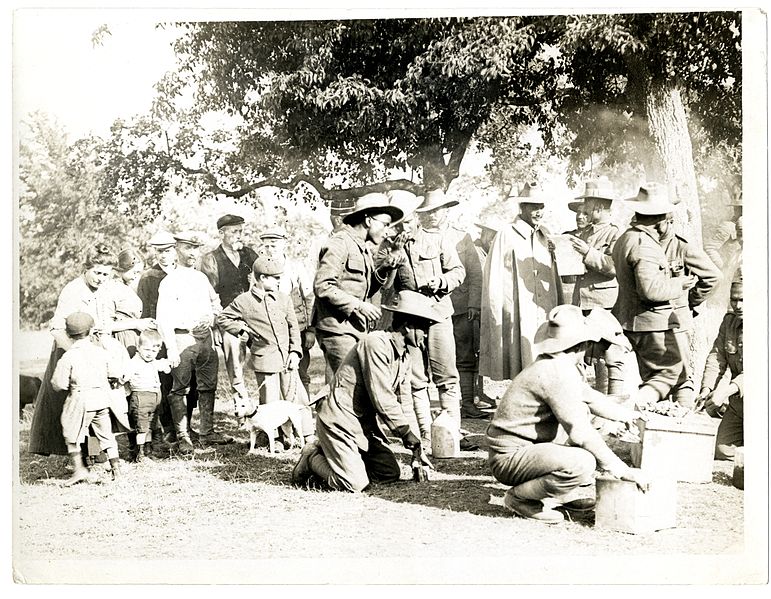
xmin=213 ymin=245 xmax=257 ymax=308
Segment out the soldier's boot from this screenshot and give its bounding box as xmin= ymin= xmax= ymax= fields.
xmin=308 ymin=452 xmax=334 ymax=489
xmin=475 ymin=374 xmax=497 ymax=409
xmin=168 ymin=393 xmax=193 ymax=455
xmin=198 ymin=391 xmax=233 ymax=445
xmin=127 ymin=431 xmax=139 ymax=462
xmin=64 ymin=452 xmax=90 ymax=487
xmin=412 ymin=388 xmax=433 ymax=448
xmin=503 ymin=477 xmax=564 ymax=523
xmin=459 ymin=370 xmax=489 ymax=419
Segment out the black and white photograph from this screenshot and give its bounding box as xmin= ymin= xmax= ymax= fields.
xmin=8 ymin=2 xmax=768 ymax=587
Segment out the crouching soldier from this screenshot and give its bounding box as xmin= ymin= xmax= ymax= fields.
xmin=291 ymin=290 xmax=440 ymax=492
xmin=486 ymin=305 xmax=648 ymax=523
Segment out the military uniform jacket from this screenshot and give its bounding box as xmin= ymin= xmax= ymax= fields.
xmin=661 ymin=232 xmax=722 ymax=332
xmin=394 ymin=226 xmax=466 ymax=320
xmin=572 ymin=222 xmax=620 ymax=310
xmin=316 ymin=331 xmax=412 ymax=451
xmin=700 ymin=312 xmax=743 ymax=396
xmin=611 ymin=224 xmax=686 ymax=332
xmin=217 ymin=287 xmax=301 ymax=374
xmin=448 ymin=227 xmax=483 ymax=316
xmin=313 ymin=225 xmax=383 ymax=337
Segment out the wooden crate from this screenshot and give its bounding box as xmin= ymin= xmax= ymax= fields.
xmin=595 ymin=471 xmax=677 ymax=535
xmin=630 ymin=413 xmax=719 ymax=483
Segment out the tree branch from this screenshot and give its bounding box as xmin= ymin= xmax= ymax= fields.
xmin=180 ymin=164 xmax=424 ymax=203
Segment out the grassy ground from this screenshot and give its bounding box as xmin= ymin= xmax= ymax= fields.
xmin=13 ymin=335 xmax=747 ymax=584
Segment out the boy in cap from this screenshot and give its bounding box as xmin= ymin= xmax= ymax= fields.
xmin=257 ymin=226 xmax=316 ymax=397
xmin=156 ymin=231 xmax=228 ymax=452
xmin=200 ymin=214 xmax=258 ymax=401
xmin=217 ymin=252 xmax=313 ymax=440
xmin=51 ymin=312 xmax=125 ymax=485
xmin=611 ymin=184 xmax=699 ymax=408
xmin=487 ymin=305 xmax=648 ymax=523
xmin=291 ymin=290 xmax=439 ymax=492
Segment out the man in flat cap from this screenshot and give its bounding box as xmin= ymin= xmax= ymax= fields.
xmin=313 ymin=192 xmax=403 ymax=375
xmin=257 ymin=226 xmax=316 ymax=398
xmin=199 ymin=214 xmax=258 ymax=401
xmin=611 ymin=184 xmax=699 ymax=408
xmin=291 ymin=290 xmax=439 ymax=492
xmin=157 ymin=232 xmax=230 ymax=452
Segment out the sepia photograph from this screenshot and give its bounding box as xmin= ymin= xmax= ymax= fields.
xmin=8 ymin=2 xmax=768 ymax=587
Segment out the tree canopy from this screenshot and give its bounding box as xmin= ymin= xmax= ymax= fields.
xmin=98 ymin=12 xmax=741 ymax=215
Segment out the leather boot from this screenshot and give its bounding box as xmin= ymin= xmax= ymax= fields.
xmin=198 ymin=391 xmax=233 ymax=445
xmin=292 ymin=440 xmax=320 ymax=487
xmin=309 ymin=452 xmax=334 ymax=489
xmin=412 ymin=388 xmax=433 ymax=446
xmin=109 ymin=458 xmax=121 ymax=481
xmin=504 ymin=477 xmax=564 ymax=523
xmin=168 ymin=393 xmax=193 ymax=454
xmin=64 ymin=452 xmax=90 ymax=486
xmin=127 ymin=432 xmax=138 ymax=461
xmin=459 ymin=370 xmax=488 ymax=419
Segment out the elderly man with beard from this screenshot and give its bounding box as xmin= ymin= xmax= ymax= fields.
xmin=291 ymin=290 xmax=440 ymax=492
xmin=200 ymin=214 xmax=258 ymax=402
xmin=312 ymin=193 xmax=404 ymax=375
xmin=480 ymin=183 xmax=563 ymax=382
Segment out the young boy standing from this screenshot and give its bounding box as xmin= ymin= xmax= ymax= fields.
xmin=125 ymin=329 xmax=171 ymax=462
xmin=217 ymin=253 xmax=313 ymax=440
xmin=51 ymin=312 xmax=124 ymax=485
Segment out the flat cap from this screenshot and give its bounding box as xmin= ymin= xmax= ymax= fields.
xmin=252 ymin=252 xmax=285 ymax=276
xmin=259 ymin=227 xmax=287 ymax=240
xmin=147 ymin=231 xmax=177 ymax=249
xmin=217 ymin=214 xmax=245 ymax=229
xmin=173 ymin=231 xmax=204 ymax=247
xmin=65 ymin=312 xmax=95 ymax=337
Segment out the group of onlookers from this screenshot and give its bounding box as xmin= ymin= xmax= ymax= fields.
xmin=27 ymin=179 xmax=744 ymax=524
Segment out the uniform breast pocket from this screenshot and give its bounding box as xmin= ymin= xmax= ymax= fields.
xmin=346 ymin=255 xmax=366 ymax=274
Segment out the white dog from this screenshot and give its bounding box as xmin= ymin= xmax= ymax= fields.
xmin=234 ymin=394 xmax=305 ymax=454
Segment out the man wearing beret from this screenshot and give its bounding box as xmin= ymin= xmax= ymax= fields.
xmin=157 ymin=232 xmax=230 ymax=451
xmin=200 ymin=214 xmax=258 ymax=401
xmin=313 ymin=193 xmax=403 ymax=375
xmin=291 ymin=290 xmax=439 ymax=492
xmin=611 ymin=184 xmax=699 ymax=408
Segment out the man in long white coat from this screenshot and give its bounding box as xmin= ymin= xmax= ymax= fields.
xmin=480 ymin=183 xmax=563 ymax=381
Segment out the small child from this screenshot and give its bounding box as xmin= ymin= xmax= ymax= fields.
xmin=51 ymin=312 xmax=123 ymax=485
xmin=125 ymin=329 xmax=171 ymax=462
xmin=217 ymin=252 xmax=314 ymax=443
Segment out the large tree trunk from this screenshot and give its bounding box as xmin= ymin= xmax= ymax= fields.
xmin=646 ymin=82 xmax=703 ymax=244
xmin=645 ymin=82 xmax=717 ymax=391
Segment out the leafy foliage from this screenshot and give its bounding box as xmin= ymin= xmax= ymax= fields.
xmin=18 ymin=114 xmax=147 ymax=327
